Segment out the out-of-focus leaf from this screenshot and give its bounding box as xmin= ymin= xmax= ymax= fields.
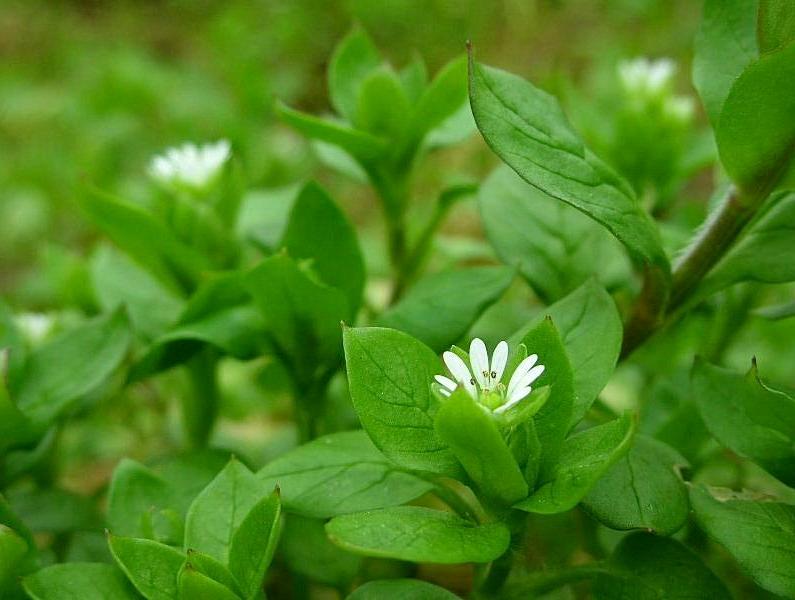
xmin=328 ymin=28 xmax=382 ymax=123
xmin=23 ymin=563 xmax=139 ymax=600
xmin=347 ymin=579 xmax=460 ymax=599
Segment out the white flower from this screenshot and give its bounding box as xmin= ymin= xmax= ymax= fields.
xmin=148 ymin=140 xmax=231 ymax=190
xmin=618 ymin=57 xmax=675 ymax=97
xmin=434 ymin=338 xmax=545 ymax=415
xmin=15 ymin=312 xmax=55 ymax=345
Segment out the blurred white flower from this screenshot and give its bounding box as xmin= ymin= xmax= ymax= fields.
xmin=434 ymin=338 xmax=545 ymax=415
xmin=15 ymin=312 xmax=55 ymax=345
xmin=618 ymin=57 xmax=676 ymax=97
xmin=148 ymin=140 xmax=231 ymax=189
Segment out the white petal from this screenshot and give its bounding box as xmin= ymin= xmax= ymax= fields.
xmin=469 ymin=338 xmax=489 ymax=388
xmin=491 ymin=341 xmax=508 ymax=382
xmin=439 ymin=387 xmax=452 ymax=397
xmin=494 ymin=387 xmax=530 ymax=414
xmin=443 ymin=351 xmax=476 ymax=397
xmin=506 ymin=353 xmax=538 ymax=397
xmin=434 ymin=375 xmax=457 ymax=391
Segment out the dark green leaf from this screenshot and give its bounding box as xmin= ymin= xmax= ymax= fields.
xmin=692 ymin=358 xmax=795 ymax=486
xmin=469 ymin=57 xmax=668 ymax=270
xmin=257 ymin=430 xmax=433 ymax=518
xmin=328 ymin=28 xmax=382 ymax=123
xmin=0 ymin=525 xmax=28 ymax=592
xmin=690 ymin=485 xmax=795 ymax=598
xmin=519 ymin=317 xmax=575 ymax=477
xmin=693 ymin=0 xmax=758 ymax=125
xmin=716 ymin=43 xmax=795 ymax=192
xmin=377 ymin=266 xmax=514 ymax=352
xmin=184 ymin=458 xmax=265 ymax=563
xmin=7 ymin=487 xmax=100 ymax=534
xmin=228 ymin=489 xmax=281 ymax=600
xmin=434 ymin=388 xmax=528 ymax=505
xmin=758 ymin=0 xmax=795 ymax=53
xmin=183 ymin=551 xmax=242 ymax=598
xmin=326 ymin=506 xmax=510 ymax=564
xmin=23 ymin=563 xmax=140 ymax=600
xmin=479 ymin=166 xmax=629 ymax=302
xmin=582 ymin=436 xmax=690 ymax=535
xmin=516 ymin=412 xmax=635 ymax=514
xmin=593 ymin=532 xmax=731 ymax=599
xmin=280 ymin=182 xmax=365 ymax=313
xmin=108 ymin=534 xmax=185 ymax=600
xmin=347 ymin=579 xmax=460 ymax=599
xmin=14 ymin=309 xmax=131 ymax=427
xmin=342 ymin=326 xmax=461 ymax=476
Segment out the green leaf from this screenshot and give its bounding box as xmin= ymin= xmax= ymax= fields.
xmin=108 ymin=534 xmax=185 ymax=600
xmin=107 ymin=459 xmax=174 ymax=538
xmin=516 ymin=280 xmax=623 ymax=425
xmin=716 ymin=42 xmax=795 ymax=193
xmin=81 ymin=188 xmax=209 ymax=294
xmin=758 ymin=0 xmax=795 ymax=53
xmin=593 ymin=532 xmax=731 ymax=599
xmin=693 ymin=0 xmax=758 ymax=125
xmin=14 ymin=309 xmax=131 ymax=427
xmin=582 ymin=436 xmax=690 ymax=535
xmin=177 ymin=563 xmax=240 ymax=600
xmin=347 ymin=579 xmax=460 ymax=599
xmin=91 ymin=245 xmax=184 ymax=340
xmin=228 ymin=489 xmax=281 ymax=600
xmin=326 ymin=506 xmax=510 ymax=564
xmin=281 ymin=515 xmax=362 ymax=588
xmin=479 ymin=166 xmax=629 ymax=303
xmin=23 ymin=563 xmax=140 ymax=600
xmin=257 ymin=431 xmax=433 ymax=518
xmin=356 ymin=67 xmax=410 ymax=139
xmin=328 ymin=28 xmax=382 ymax=123
xmin=342 ymin=326 xmax=461 ymax=476
xmin=0 ymin=360 xmax=35 ymax=454
xmin=183 ymin=551 xmax=242 ymax=598
xmin=184 ymin=458 xmax=264 ymax=563
xmin=690 ymin=485 xmax=795 ymax=598
xmin=516 ymin=412 xmax=635 ymax=514
xmin=0 ymin=525 xmax=28 ymax=592
xmin=519 ymin=317 xmax=575 ymax=477
xmin=469 ymin=57 xmax=668 ymax=270
xmin=701 ymin=192 xmax=795 ymax=293
xmin=434 ymin=388 xmax=528 ymax=505
xmin=246 ymin=254 xmax=349 ymax=377
xmin=276 ymin=103 xmax=386 ymax=163
xmin=280 ymin=181 xmax=365 ymax=313
xmin=377 ymin=266 xmax=514 ymax=352
xmin=7 ymin=487 xmax=100 ymax=534
xmin=692 ymin=358 xmax=795 ymax=486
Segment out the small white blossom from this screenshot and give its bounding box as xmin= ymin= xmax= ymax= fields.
xmin=434 ymin=338 xmax=545 ymax=414
xmin=15 ymin=312 xmax=55 ymax=345
xmin=148 ymin=140 xmax=231 ymax=190
xmin=618 ymin=57 xmax=676 ymax=97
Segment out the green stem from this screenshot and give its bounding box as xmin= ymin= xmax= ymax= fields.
xmin=182 ymin=348 xmax=220 ymax=448
xmin=478 ymin=511 xmax=527 ymax=595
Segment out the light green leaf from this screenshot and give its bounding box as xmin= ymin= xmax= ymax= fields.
xmin=246 ymin=254 xmax=349 ymax=377
xmin=23 ymin=563 xmax=140 ymax=600
xmin=516 ymin=412 xmax=635 ymax=514
xmin=183 ymin=551 xmax=242 ymax=598
xmin=184 ymin=459 xmax=265 ymax=563
xmin=81 ymin=188 xmax=209 ymax=294
xmin=690 ymin=485 xmax=795 ymax=598
xmin=593 ymin=532 xmax=731 ymax=599
xmin=276 ymin=103 xmax=386 ymax=163
xmin=280 ymin=181 xmax=365 ymax=313
xmin=377 ymin=266 xmax=514 ymax=352
xmin=107 ymin=459 xmax=174 ymax=538
xmin=693 ymin=0 xmax=758 ymax=125
xmin=479 ymin=166 xmax=629 ymax=302
xmin=519 ymin=317 xmax=575 ymax=477
xmin=108 ymin=534 xmax=185 ymax=600
xmin=582 ymin=436 xmax=690 ymax=535
xmin=758 ymin=0 xmax=795 ymax=53
xmin=14 ymin=308 xmax=131 ymax=427
xmin=434 ymin=388 xmax=528 ymax=505
xmin=0 ymin=525 xmax=28 ymax=592
xmin=716 ymin=42 xmax=795 ymax=193
xmin=516 ymin=280 xmax=623 ymax=425
xmin=281 ymin=515 xmax=362 ymax=588
xmin=347 ymin=579 xmax=460 ymax=599
xmin=177 ymin=563 xmax=240 ymax=600
xmin=355 ymin=67 xmax=410 ymax=139
xmin=257 ymin=431 xmax=433 ymax=518
xmin=228 ymin=489 xmax=281 ymax=600
xmin=326 ymin=506 xmax=510 ymax=564
xmin=692 ymin=358 xmax=795 ymax=486
xmin=469 ymin=57 xmax=668 ymax=270
xmin=328 ymin=28 xmax=382 ymax=123
xmin=343 ymin=326 xmax=461 ymax=476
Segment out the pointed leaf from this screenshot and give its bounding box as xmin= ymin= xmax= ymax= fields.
xmin=108 ymin=534 xmax=185 ymax=600
xmin=23 ymin=563 xmax=139 ymax=600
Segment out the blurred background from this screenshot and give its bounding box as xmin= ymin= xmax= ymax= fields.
xmin=1 ymin=0 xmax=702 ymax=307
